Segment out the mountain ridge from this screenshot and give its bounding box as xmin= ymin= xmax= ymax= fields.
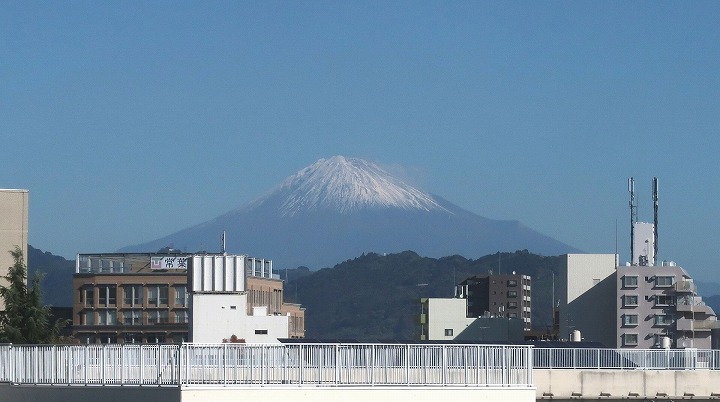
xmin=119 ymin=156 xmax=580 ymax=268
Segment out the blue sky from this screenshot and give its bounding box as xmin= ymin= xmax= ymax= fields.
xmin=2 ymin=2 xmax=719 ymax=281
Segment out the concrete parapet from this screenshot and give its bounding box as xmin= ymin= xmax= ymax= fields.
xmin=535 ymin=369 xmax=720 ymax=400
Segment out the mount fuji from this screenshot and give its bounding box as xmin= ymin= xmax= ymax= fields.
xmin=120 ymin=156 xmax=578 ymax=268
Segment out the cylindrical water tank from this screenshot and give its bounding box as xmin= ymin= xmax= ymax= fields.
xmin=661 ymin=336 xmax=671 ymax=349
xmin=571 ymin=329 xmax=581 ymax=342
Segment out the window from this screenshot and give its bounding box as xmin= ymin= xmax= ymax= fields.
xmin=623 ymin=295 xmax=639 ymax=307
xmin=148 ymin=287 xmax=157 ymax=306
xmin=99 ymin=335 xmax=117 ymax=344
xmin=444 ymin=328 xmax=454 ymax=337
xmin=147 ymin=310 xmax=169 ymax=324
xmin=623 ymin=276 xmax=638 ymax=288
xmin=124 ymin=333 xmax=140 ymax=344
xmin=147 ymin=333 xmax=165 ymax=343
xmin=83 ymin=311 xmax=95 ymax=325
xmin=123 ymin=285 xmax=142 ymax=307
xmin=508 ymin=312 xmax=518 ymax=318
xmin=655 ymin=295 xmax=674 ymax=306
xmin=655 ymin=276 xmax=674 ymax=287
xmin=98 ymin=285 xmax=116 ymax=306
xmin=148 ymin=285 xmax=169 ymax=307
xmin=255 ymin=329 xmax=268 ymax=335
xmin=507 ymin=280 xmax=518 ymax=287
xmin=122 ymin=310 xmax=142 ymax=325
xmin=623 ymin=333 xmax=638 ymax=346
xmin=507 ymin=301 xmax=518 ymax=308
xmin=623 ymin=314 xmax=639 ymax=326
xmin=84 ymin=287 xmax=94 ymax=307
xmin=508 ymin=291 xmax=518 ymax=298
xmin=159 ymin=285 xmax=168 ymax=305
xmin=175 ymin=311 xmax=188 ymax=324
xmin=98 ymin=310 xmax=117 ymax=325
xmin=174 ymin=285 xmax=187 ymax=307
xmin=654 ymin=314 xmax=673 ymax=326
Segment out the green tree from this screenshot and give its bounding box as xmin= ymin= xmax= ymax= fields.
xmin=0 ymin=246 xmax=67 ymax=343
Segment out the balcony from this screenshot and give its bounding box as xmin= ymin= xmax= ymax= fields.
xmin=676 ymin=296 xmax=714 ymax=314
xmin=675 ymin=280 xmax=696 ymax=293
xmin=676 ymin=317 xmax=720 ymax=332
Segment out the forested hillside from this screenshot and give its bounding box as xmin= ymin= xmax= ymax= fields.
xmin=280 ymin=250 xmax=565 ymax=340
xmin=26 ymin=245 xmax=75 ymax=307
xmin=21 ymin=245 xmax=570 ymax=339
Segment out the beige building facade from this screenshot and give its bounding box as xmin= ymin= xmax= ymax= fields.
xmin=0 ymin=189 xmax=29 ymax=311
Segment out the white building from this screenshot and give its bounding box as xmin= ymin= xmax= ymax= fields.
xmin=188 ymin=254 xmax=291 ymax=343
xmin=556 ymin=253 xmax=618 ymax=346
xmin=419 ymin=297 xmax=525 ymax=342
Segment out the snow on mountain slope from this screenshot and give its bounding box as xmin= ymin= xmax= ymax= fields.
xmin=120 ymin=156 xmax=579 ymax=267
xmin=259 ymin=156 xmax=451 ymax=216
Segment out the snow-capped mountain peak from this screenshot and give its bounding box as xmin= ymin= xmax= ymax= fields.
xmin=271 ymin=156 xmax=451 ymax=216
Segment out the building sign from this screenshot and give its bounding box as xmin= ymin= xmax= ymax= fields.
xmin=151 ymin=256 xmax=188 ymax=270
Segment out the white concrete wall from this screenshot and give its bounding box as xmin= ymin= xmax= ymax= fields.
xmin=426 ymin=298 xmax=474 ymax=340
xmin=559 ymin=254 xmax=617 ymax=346
xmin=190 ymin=293 xmax=288 ymax=343
xmin=181 ymin=387 xmax=536 ymax=402
xmin=632 ymin=222 xmax=655 ymax=266
xmin=189 ymin=255 xmax=245 ymax=293
xmin=535 ymin=369 xmax=720 ymax=399
xmin=564 ymin=254 xmax=616 ymax=303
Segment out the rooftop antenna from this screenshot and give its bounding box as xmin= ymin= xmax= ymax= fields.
xmin=221 ymin=231 xmax=227 ymax=255
xmin=652 ymin=177 xmax=659 ymax=263
xmin=628 ymin=177 xmax=637 ymax=263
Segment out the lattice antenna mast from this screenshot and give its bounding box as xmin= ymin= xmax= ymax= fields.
xmin=653 ymin=177 xmax=659 ymax=262
xmin=628 ymin=177 xmax=637 ymax=263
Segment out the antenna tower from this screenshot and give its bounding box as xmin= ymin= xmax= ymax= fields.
xmin=628 ymin=177 xmax=637 ymax=262
xmin=652 ymin=177 xmax=659 ymax=261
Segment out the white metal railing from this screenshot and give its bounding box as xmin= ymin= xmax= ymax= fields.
xmin=0 ymin=343 xmax=533 ymax=388
xmin=534 ymin=347 xmax=720 ymax=370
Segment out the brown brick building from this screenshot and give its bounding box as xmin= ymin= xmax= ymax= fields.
xmin=72 ymin=253 xmax=304 ymax=344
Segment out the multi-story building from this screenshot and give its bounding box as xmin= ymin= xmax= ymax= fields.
xmin=72 ymin=253 xmax=304 ymax=343
xmin=614 ymin=178 xmax=719 ymax=349
xmin=0 ymin=189 xmax=29 ymax=311
xmin=419 ymin=273 xmax=531 ymax=342
xmin=616 ymin=262 xmax=718 ymax=349
xmin=456 ymin=273 xmax=532 ymax=329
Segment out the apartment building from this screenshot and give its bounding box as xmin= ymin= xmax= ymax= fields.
xmin=72 ymin=253 xmax=304 ymax=343
xmin=457 ymin=273 xmax=532 ymax=329
xmin=617 ymin=262 xmax=719 ymax=349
